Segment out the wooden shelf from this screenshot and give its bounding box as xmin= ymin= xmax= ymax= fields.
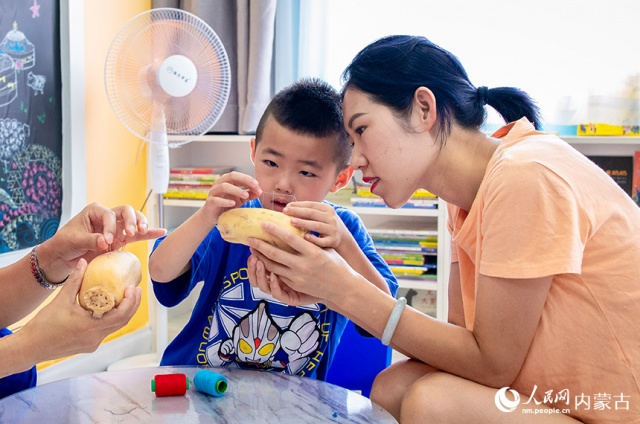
xmin=561 ymin=136 xmax=640 ymax=145
xmin=163 ymin=198 xmax=205 ymax=207
xmin=350 ymin=206 xmax=439 ymax=217
xmin=397 ymin=279 xmax=438 ymax=291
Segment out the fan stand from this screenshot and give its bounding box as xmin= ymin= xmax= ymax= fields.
xmin=108 ymin=118 xmax=171 ymax=371
xmin=104 ymin=8 xmax=231 ymax=371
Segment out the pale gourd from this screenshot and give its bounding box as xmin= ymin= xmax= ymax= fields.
xmin=217 ymin=208 xmax=307 ymax=253
xmin=78 ymin=251 xmax=142 ymax=318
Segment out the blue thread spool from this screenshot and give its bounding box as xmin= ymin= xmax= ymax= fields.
xmin=193 ymin=370 xmax=228 ymax=397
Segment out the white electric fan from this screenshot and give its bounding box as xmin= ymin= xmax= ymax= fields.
xmin=104 ymin=8 xmax=231 ymax=368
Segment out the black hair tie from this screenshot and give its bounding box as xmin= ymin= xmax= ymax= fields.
xmin=477 ymin=86 xmax=489 ymax=106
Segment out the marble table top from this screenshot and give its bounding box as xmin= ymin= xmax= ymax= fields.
xmin=0 ymin=366 xmax=397 ymax=423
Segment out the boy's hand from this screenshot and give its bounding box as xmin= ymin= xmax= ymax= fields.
xmin=283 ymin=202 xmax=352 ymax=254
xmin=203 ymin=172 xmax=262 ymax=225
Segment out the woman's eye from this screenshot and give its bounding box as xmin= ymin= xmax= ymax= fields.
xmin=300 ymin=170 xmax=316 ymax=177
xmin=264 ymin=160 xmax=277 ymax=167
xmin=355 ymin=126 xmax=365 ymax=136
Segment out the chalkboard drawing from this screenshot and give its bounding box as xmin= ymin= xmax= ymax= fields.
xmin=0 ymin=118 xmax=30 ymax=172
xmin=27 ymin=72 xmax=44 ymax=95
xmin=0 ymin=22 xmax=35 ymax=70
xmin=0 ymin=144 xmax=61 ymax=252
xmin=0 ymin=53 xmax=17 ymax=107
xmin=30 ymin=0 xmax=40 ymax=19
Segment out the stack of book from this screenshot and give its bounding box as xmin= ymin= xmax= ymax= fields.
xmin=351 ymin=186 xmax=437 ymax=209
xmin=163 ymin=166 xmax=234 ymax=199
xmin=368 ymin=226 xmax=437 ymax=281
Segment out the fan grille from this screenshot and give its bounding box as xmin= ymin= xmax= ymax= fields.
xmin=105 ymin=8 xmax=231 ymax=145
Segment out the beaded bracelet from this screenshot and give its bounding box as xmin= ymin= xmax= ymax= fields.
xmin=30 ymin=245 xmax=68 ymax=290
xmin=381 ymin=297 xmax=407 ymax=346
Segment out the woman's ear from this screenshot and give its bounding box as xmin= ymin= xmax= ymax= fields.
xmin=414 ymin=87 xmax=437 ymax=133
xmin=330 ymin=166 xmax=355 ymax=193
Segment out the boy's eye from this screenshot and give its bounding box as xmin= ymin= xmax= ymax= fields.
xmin=264 ymin=160 xmax=277 ymax=167
xmin=300 ymin=170 xmax=316 ymax=177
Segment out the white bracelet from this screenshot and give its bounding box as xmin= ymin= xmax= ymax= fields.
xmin=381 ymin=297 xmax=407 ymax=346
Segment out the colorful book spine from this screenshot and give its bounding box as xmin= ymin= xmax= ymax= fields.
xmin=170 ymin=166 xmax=234 ymax=175
xmin=374 ymin=245 xmax=437 ymax=253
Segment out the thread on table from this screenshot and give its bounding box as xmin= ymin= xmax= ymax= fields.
xmin=258 ymin=191 xmax=297 ymax=211
xmin=151 ymin=373 xmax=189 ymax=397
xmin=193 ymin=369 xmax=228 ymax=397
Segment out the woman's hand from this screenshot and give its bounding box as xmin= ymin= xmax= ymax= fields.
xmin=246 ymin=221 xmax=356 ymax=304
xmin=247 ymin=254 xmax=322 ymax=306
xmin=37 ymin=203 xmax=166 ymax=283
xmin=17 ymin=258 xmax=142 ymax=363
xmin=283 ymin=201 xmax=352 ymax=252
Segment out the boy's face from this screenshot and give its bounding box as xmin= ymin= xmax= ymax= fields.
xmin=250 ymin=116 xmax=351 ymax=212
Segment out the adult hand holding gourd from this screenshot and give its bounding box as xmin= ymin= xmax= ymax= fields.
xmin=0 ymin=202 xmax=166 ymax=383
xmin=16 ymin=257 xmax=139 ymax=365
xmin=247 ymin=221 xmax=359 ymax=311
xmin=247 ymin=200 xmax=382 ymax=310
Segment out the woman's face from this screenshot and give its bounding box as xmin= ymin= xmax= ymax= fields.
xmin=343 ymin=87 xmax=438 ymax=208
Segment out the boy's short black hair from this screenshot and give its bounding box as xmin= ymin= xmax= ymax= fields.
xmin=255 ymin=78 xmax=351 ymax=173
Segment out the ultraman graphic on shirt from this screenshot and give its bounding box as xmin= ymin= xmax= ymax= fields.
xmin=200 ymin=269 xmax=325 ymax=375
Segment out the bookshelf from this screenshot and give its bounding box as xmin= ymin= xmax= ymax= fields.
xmin=151 ymin=134 xmax=640 ymax=348
xmin=149 ymin=135 xmax=451 ymax=349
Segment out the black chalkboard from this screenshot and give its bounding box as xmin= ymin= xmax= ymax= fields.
xmin=0 ymin=0 xmax=61 ymax=253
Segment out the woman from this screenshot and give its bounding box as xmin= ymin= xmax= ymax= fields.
xmin=246 ymin=35 xmax=640 ymax=423
xmin=0 ymin=202 xmax=165 ymax=399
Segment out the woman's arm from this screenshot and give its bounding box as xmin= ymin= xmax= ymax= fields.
xmin=248 ymin=222 xmax=552 ymax=388
xmin=336 ymin=271 xmax=551 ymax=388
xmin=447 ymin=262 xmax=466 ymax=327
xmin=0 ymin=259 xmax=141 ymax=379
xmin=0 ymin=253 xmax=54 ymax=330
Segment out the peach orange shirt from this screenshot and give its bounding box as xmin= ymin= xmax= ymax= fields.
xmin=448 ymin=118 xmax=640 ymax=423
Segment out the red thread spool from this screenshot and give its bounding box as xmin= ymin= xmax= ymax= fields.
xmin=151 ymin=373 xmax=189 ymax=397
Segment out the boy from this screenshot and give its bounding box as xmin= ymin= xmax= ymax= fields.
xmin=149 ymin=79 xmax=398 ymax=380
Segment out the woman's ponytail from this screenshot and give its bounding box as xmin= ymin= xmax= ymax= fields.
xmin=483 ymin=87 xmax=542 ymax=130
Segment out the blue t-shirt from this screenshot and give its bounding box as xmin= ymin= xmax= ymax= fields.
xmin=152 ymin=200 xmax=397 ymax=380
xmin=0 ymin=327 xmax=37 ymax=399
